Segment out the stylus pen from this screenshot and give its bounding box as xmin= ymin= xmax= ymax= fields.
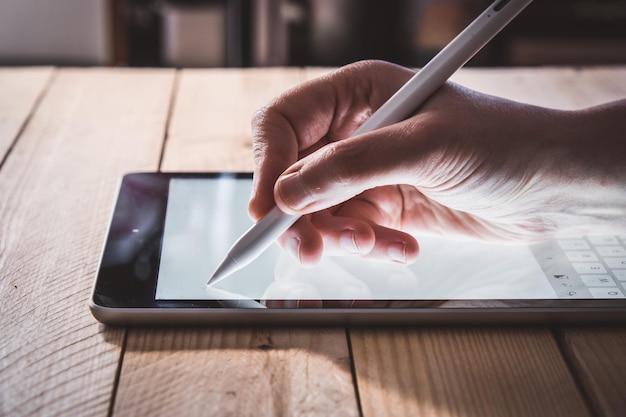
xmin=208 ymin=0 xmax=534 ymax=286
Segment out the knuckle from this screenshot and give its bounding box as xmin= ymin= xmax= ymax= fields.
xmin=319 ymin=143 xmax=360 ymax=186
xmin=250 ymin=103 xmax=276 ymax=135
xmin=250 ymin=106 xmax=291 ymax=164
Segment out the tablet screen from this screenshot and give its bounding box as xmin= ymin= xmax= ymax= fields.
xmin=155 ymin=177 xmax=626 ymax=302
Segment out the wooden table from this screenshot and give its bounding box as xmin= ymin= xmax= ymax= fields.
xmin=1 ymin=66 xmax=626 ymax=417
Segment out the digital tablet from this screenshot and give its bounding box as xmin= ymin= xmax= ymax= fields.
xmin=89 ymin=172 xmax=626 ymax=325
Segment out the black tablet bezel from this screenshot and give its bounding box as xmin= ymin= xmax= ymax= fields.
xmin=90 ymin=172 xmax=626 ymax=320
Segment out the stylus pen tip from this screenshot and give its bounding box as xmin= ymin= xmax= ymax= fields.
xmin=207 ymin=256 xmax=240 ymax=286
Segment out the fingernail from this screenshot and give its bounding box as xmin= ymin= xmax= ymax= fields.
xmin=277 ymin=171 xmax=313 ymax=211
xmin=286 ymin=237 xmax=301 ymax=263
xmin=388 ymin=242 xmax=406 ymax=264
xmin=340 ymin=230 xmax=360 ymax=254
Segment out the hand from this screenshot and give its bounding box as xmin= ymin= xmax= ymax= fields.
xmin=249 ymin=60 xmax=626 ymax=265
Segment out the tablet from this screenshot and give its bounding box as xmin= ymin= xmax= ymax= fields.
xmin=89 ymin=172 xmax=626 ymax=325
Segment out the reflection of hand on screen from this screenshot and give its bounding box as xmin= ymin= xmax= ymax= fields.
xmin=262 ymin=251 xmax=373 ymax=308
xmin=261 ymin=251 xmax=420 ymax=308
xmin=330 ymin=256 xmax=420 ymax=298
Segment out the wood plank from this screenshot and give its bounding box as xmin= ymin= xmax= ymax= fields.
xmin=161 ymin=67 xmax=306 ymax=172
xmin=351 ymin=328 xmax=591 ymax=417
xmin=0 ymin=67 xmax=54 ymax=162
xmin=114 ymin=328 xmax=357 ymax=417
xmin=558 ymin=328 xmax=626 ymax=417
xmin=114 ymin=68 xmax=359 ymax=417
xmin=0 ymin=68 xmax=175 ymax=417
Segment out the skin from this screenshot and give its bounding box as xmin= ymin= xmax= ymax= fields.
xmin=248 ymin=60 xmax=626 ymax=266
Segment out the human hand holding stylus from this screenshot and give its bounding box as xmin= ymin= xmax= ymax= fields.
xmin=208 ymin=0 xmax=619 ymax=287
xmin=207 ymin=0 xmax=537 ymax=285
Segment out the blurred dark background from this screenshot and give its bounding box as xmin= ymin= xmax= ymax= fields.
xmin=0 ymin=0 xmax=625 ymax=68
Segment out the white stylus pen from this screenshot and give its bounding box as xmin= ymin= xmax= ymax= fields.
xmin=208 ymin=0 xmax=533 ymax=286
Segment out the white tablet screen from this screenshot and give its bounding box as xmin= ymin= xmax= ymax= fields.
xmin=156 ymin=177 xmax=626 ymax=301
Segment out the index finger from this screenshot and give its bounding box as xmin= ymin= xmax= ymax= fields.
xmin=248 ymin=79 xmax=335 ymax=220
xmin=248 ymin=61 xmax=414 ymax=220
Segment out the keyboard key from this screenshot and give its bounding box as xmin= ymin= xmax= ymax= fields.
xmin=596 ymin=246 xmax=626 ymax=257
xmin=580 ymin=275 xmax=615 ymax=286
xmin=613 ymin=270 xmax=626 ymax=281
xmin=604 ymin=258 xmax=626 ymax=269
xmin=552 ymin=274 xmax=571 ymax=281
xmin=565 ymin=251 xmax=598 ymax=262
xmin=573 ymin=263 xmax=607 ymax=274
xmin=589 ymin=287 xmax=625 ymax=298
xmin=558 ymin=239 xmax=590 ymax=250
xmin=588 ymin=236 xmax=620 ymax=245
xmin=562 ymin=290 xmax=585 ymax=298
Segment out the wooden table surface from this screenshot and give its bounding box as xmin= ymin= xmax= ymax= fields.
xmin=1 ymin=66 xmax=626 ymax=417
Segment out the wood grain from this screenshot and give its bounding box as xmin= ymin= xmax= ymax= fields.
xmin=113 ymin=68 xmax=359 ymax=417
xmin=0 ymin=68 xmax=175 ymax=417
xmin=114 ymin=328 xmax=357 ymax=417
xmin=0 ymin=67 xmax=53 ymax=161
xmin=558 ymin=328 xmax=626 ymax=417
xmin=351 ymin=328 xmax=590 ymax=417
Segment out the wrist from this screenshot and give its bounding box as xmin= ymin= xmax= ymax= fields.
xmin=549 ymin=103 xmax=626 ymax=235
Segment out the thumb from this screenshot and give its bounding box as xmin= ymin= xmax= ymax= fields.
xmin=274 ymin=125 xmax=419 ymax=214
